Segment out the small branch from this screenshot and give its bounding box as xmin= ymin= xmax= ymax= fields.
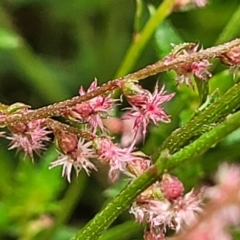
xmin=0 ymin=39 xmax=239 ymax=127
xmin=45 ymin=119 xmax=95 ymax=141
xmin=152 ymin=80 xmax=240 ymax=159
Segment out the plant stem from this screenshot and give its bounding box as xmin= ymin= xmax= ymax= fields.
xmin=115 ymin=0 xmax=176 ymax=77
xmin=152 ymin=80 xmax=240 ymax=160
xmin=71 ymin=110 xmax=240 ymax=240
xmin=0 ymin=39 xmax=239 ymax=127
xmin=71 ymin=165 xmax=159 ymax=240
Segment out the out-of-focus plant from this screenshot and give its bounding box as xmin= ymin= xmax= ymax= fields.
xmin=1 ymin=0 xmax=240 ymax=240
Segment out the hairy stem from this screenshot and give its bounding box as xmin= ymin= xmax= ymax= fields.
xmin=152 ymin=80 xmax=240 ymax=160
xmin=46 ymin=119 xmax=95 ymax=140
xmin=0 ymin=39 xmax=239 ymax=127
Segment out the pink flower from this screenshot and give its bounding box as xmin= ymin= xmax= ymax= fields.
xmin=165 ymin=43 xmax=212 ymax=86
xmin=220 ymin=45 xmax=240 ymax=76
xmin=7 ymin=119 xmax=50 ymax=159
xmin=173 ymin=189 xmax=204 ymax=232
xmin=174 ymin=0 xmax=208 ymax=11
xmin=94 ymin=137 xmax=145 ymax=181
xmin=123 ymin=83 xmax=174 ymax=140
xmin=50 ymin=132 xmax=97 ymax=182
xmin=130 ymin=176 xmax=204 ymax=239
xmin=66 ymin=79 xmax=117 ymax=133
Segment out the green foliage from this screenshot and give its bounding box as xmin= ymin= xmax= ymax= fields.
xmin=0 ymin=0 xmax=240 ymax=239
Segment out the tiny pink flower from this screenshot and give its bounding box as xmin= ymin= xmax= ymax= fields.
xmin=165 ymin=43 xmax=212 ymax=86
xmin=123 ymin=82 xmax=174 ymax=139
xmin=220 ymin=45 xmax=240 ymax=75
xmin=173 ymin=188 xmax=204 ymax=232
xmin=130 ymin=176 xmax=204 ymax=239
xmin=66 ymin=79 xmax=117 ymax=133
xmin=93 ymin=137 xmax=144 ymax=181
xmin=50 ymin=132 xmax=97 ymax=182
xmin=7 ymin=119 xmax=50 ymax=159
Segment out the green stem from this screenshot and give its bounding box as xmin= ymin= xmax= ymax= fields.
xmin=99 ymin=221 xmax=141 ymax=240
xmin=1 ymin=39 xmax=239 ymax=127
xmin=71 ymin=165 xmax=159 ymax=240
xmin=152 ymin=80 xmax=240 ymax=160
xmin=71 ymin=110 xmax=240 ymax=240
xmin=157 ymin=110 xmax=240 ymax=171
xmin=115 ymin=0 xmax=176 ymax=77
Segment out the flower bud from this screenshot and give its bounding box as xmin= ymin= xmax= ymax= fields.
xmin=160 ymin=174 xmax=184 ymax=200
xmin=7 ymin=102 xmax=30 ymax=114
xmin=55 ymin=132 xmax=78 ymax=155
xmin=220 ymin=45 xmax=240 ymax=67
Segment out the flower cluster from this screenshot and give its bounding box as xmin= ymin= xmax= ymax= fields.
xmin=177 ymin=163 xmax=240 ymax=240
xmin=0 ymin=37 xmax=240 ymax=240
xmin=65 ymin=79 xmax=117 ymax=133
xmin=130 ymin=174 xmax=204 ymax=239
xmin=121 ymin=81 xmax=174 ymax=141
xmin=219 ymin=45 xmax=240 ymax=76
xmin=0 ymin=103 xmax=50 ymax=159
xmin=165 ymin=43 xmax=212 ymax=86
xmin=0 ymin=78 xmax=173 ymax=183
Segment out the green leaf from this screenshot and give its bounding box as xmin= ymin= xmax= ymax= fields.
xmin=0 ymin=29 xmax=21 ymax=49
xmin=154 ymin=20 xmax=182 ymax=59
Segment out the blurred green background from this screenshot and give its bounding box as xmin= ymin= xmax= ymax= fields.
xmin=0 ymin=0 xmax=240 ymax=239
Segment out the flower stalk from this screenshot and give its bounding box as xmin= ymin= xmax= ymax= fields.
xmin=0 ymin=39 xmax=239 ymax=127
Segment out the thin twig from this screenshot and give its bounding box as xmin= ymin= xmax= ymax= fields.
xmin=0 ymin=39 xmax=239 ymax=127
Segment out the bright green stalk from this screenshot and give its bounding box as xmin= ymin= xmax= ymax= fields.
xmin=115 ymin=0 xmax=175 ymax=78
xmin=152 ymin=81 xmax=240 ymax=160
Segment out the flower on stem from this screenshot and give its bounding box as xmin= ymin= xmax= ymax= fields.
xmin=130 ymin=174 xmax=204 ymax=240
xmin=66 ymin=78 xmax=117 ymax=133
xmin=219 ymin=45 xmax=240 ymax=76
xmin=174 ymin=0 xmax=208 ymax=11
xmin=49 ymin=131 xmax=97 ymax=182
xmin=93 ymin=137 xmax=148 ymax=181
xmin=122 ymin=81 xmax=174 ymax=140
xmin=7 ymin=119 xmax=51 ymax=159
xmin=165 ymin=43 xmax=212 ymax=86
xmin=1 ymin=103 xmax=51 ymax=159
